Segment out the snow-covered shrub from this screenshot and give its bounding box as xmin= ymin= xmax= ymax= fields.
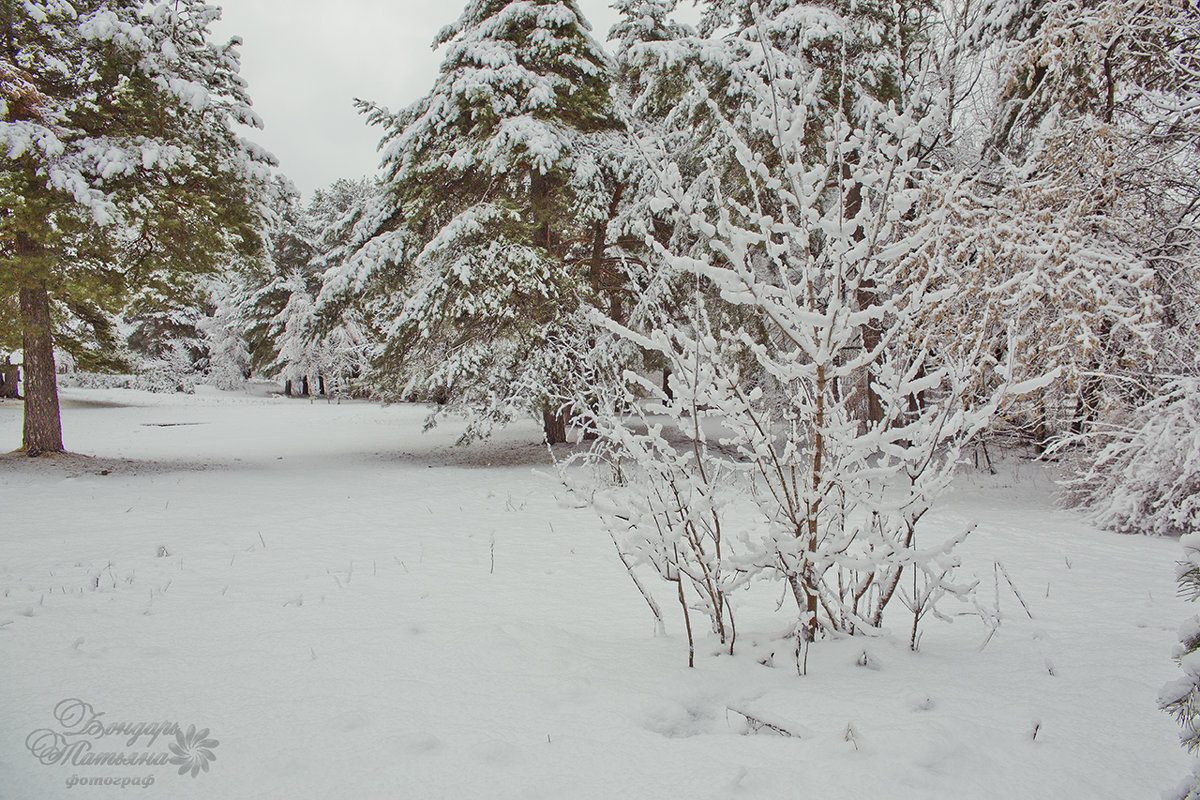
xmin=1064 ymin=378 xmax=1200 ymax=537
xmin=559 ymin=308 xmax=741 ymax=665
xmin=69 ymin=340 xmax=201 ymax=393
xmin=559 ymin=2 xmax=1050 ymax=670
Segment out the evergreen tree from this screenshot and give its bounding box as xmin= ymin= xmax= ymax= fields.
xmin=198 ymin=278 xmax=251 ymax=391
xmin=270 ymin=270 xmax=318 ymax=395
xmin=245 ymin=176 xmax=373 ymax=395
xmin=1 ymin=0 xmax=270 ymax=452
xmin=1163 ymin=534 xmax=1200 ymax=799
xmin=347 ymin=0 xmax=624 ymax=442
xmin=242 ymin=176 xmax=316 ymax=379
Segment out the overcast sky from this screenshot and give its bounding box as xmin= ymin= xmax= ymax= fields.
xmin=210 ymin=0 xmax=638 ymax=199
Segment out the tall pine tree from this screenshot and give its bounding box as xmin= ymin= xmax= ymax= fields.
xmin=1 ymin=0 xmax=270 ymax=453
xmin=345 ymin=0 xmax=623 ymax=442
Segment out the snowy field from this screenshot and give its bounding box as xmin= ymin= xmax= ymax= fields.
xmin=0 ymin=387 xmax=1190 ymax=799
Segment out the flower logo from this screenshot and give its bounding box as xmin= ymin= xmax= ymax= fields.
xmin=167 ymin=724 xmax=218 ymax=777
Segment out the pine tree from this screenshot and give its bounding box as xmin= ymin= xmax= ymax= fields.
xmin=243 ymin=176 xmax=374 ymax=396
xmin=198 ymin=279 xmax=251 ymax=391
xmin=1163 ymin=535 xmax=1200 ymax=799
xmin=1 ymin=0 xmax=270 ymax=453
xmin=242 ymin=176 xmax=317 ymax=380
xmin=347 ymin=0 xmax=624 ymax=442
xmin=270 ymin=271 xmax=319 ymax=396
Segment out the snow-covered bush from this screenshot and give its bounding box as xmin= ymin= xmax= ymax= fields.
xmin=557 ymin=308 xmax=740 ymax=665
xmin=1064 ymin=378 xmax=1200 ymax=537
xmin=560 ymin=1 xmax=1049 ymax=670
xmin=68 ymin=343 xmax=201 ymax=393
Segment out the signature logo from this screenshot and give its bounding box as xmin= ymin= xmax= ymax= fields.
xmin=26 ymin=699 xmax=220 ymax=784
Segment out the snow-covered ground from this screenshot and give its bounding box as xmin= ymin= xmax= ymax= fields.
xmin=0 ymin=387 xmax=1190 ymax=799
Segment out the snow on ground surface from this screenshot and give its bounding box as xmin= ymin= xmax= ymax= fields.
xmin=0 ymin=386 xmax=1191 ymax=799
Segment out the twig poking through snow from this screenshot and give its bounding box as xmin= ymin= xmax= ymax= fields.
xmin=728 ymin=708 xmax=801 ymax=737
xmin=997 ymin=562 xmax=1034 ymax=619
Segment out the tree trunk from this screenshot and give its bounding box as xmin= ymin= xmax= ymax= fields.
xmin=843 ymin=161 xmax=884 ymax=427
xmin=1032 ymin=409 xmax=1053 ymax=455
xmin=301 ymin=376 xmax=310 ymax=397
xmin=0 ymin=361 xmax=20 ymax=398
xmin=1071 ymin=370 xmax=1101 ymax=435
xmin=530 ymin=169 xmax=553 ymax=252
xmin=284 ymin=379 xmax=293 ymax=397
xmin=590 ymin=184 xmax=626 ymax=324
xmin=542 ymin=406 xmax=568 ymax=445
xmin=19 ymin=280 xmax=64 ymax=454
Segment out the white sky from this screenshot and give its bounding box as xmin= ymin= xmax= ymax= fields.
xmin=211 ymin=0 xmax=637 ymax=199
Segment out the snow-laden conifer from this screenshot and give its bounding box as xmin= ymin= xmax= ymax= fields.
xmin=1163 ymin=534 xmax=1200 ymax=799
xmin=200 ymin=280 xmax=252 ymax=391
xmin=1 ymin=0 xmax=272 ymax=451
xmin=341 ymin=0 xmax=627 ymax=441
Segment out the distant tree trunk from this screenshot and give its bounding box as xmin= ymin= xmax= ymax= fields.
xmin=1032 ymin=403 xmax=1054 ymax=454
xmin=530 ymin=169 xmax=553 ymax=251
xmin=318 ymin=375 xmax=325 ymax=396
xmin=284 ymin=379 xmax=293 ymax=396
xmin=1071 ymin=368 xmax=1102 ymax=435
xmin=542 ymin=406 xmax=568 ymax=445
xmin=0 ymin=361 xmax=20 ymax=398
xmin=842 ymin=160 xmax=883 ymax=427
xmin=18 ymin=276 xmax=64 ymax=454
xmin=907 ymin=364 xmax=927 ymax=420
xmin=300 ymin=376 xmax=309 ymax=397
xmin=589 ymin=184 xmax=626 ymax=324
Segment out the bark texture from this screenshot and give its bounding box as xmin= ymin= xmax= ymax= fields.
xmin=542 ymin=406 xmax=568 ymax=445
xmin=19 ymin=279 xmax=64 ymax=454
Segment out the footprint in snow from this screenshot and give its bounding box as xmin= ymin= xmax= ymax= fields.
xmin=330 ymin=710 xmax=371 ymax=731
xmin=395 ymin=732 xmax=442 ymax=754
xmin=473 ymin=739 xmax=523 ymax=763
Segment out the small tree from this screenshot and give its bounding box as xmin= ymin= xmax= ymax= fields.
xmin=270 ymin=272 xmax=320 ymax=396
xmin=199 ymin=279 xmax=251 ymax=391
xmin=566 ymin=0 xmax=1047 ymax=669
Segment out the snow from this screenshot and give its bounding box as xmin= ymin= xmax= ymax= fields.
xmin=0 ymin=387 xmax=1190 ymax=798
